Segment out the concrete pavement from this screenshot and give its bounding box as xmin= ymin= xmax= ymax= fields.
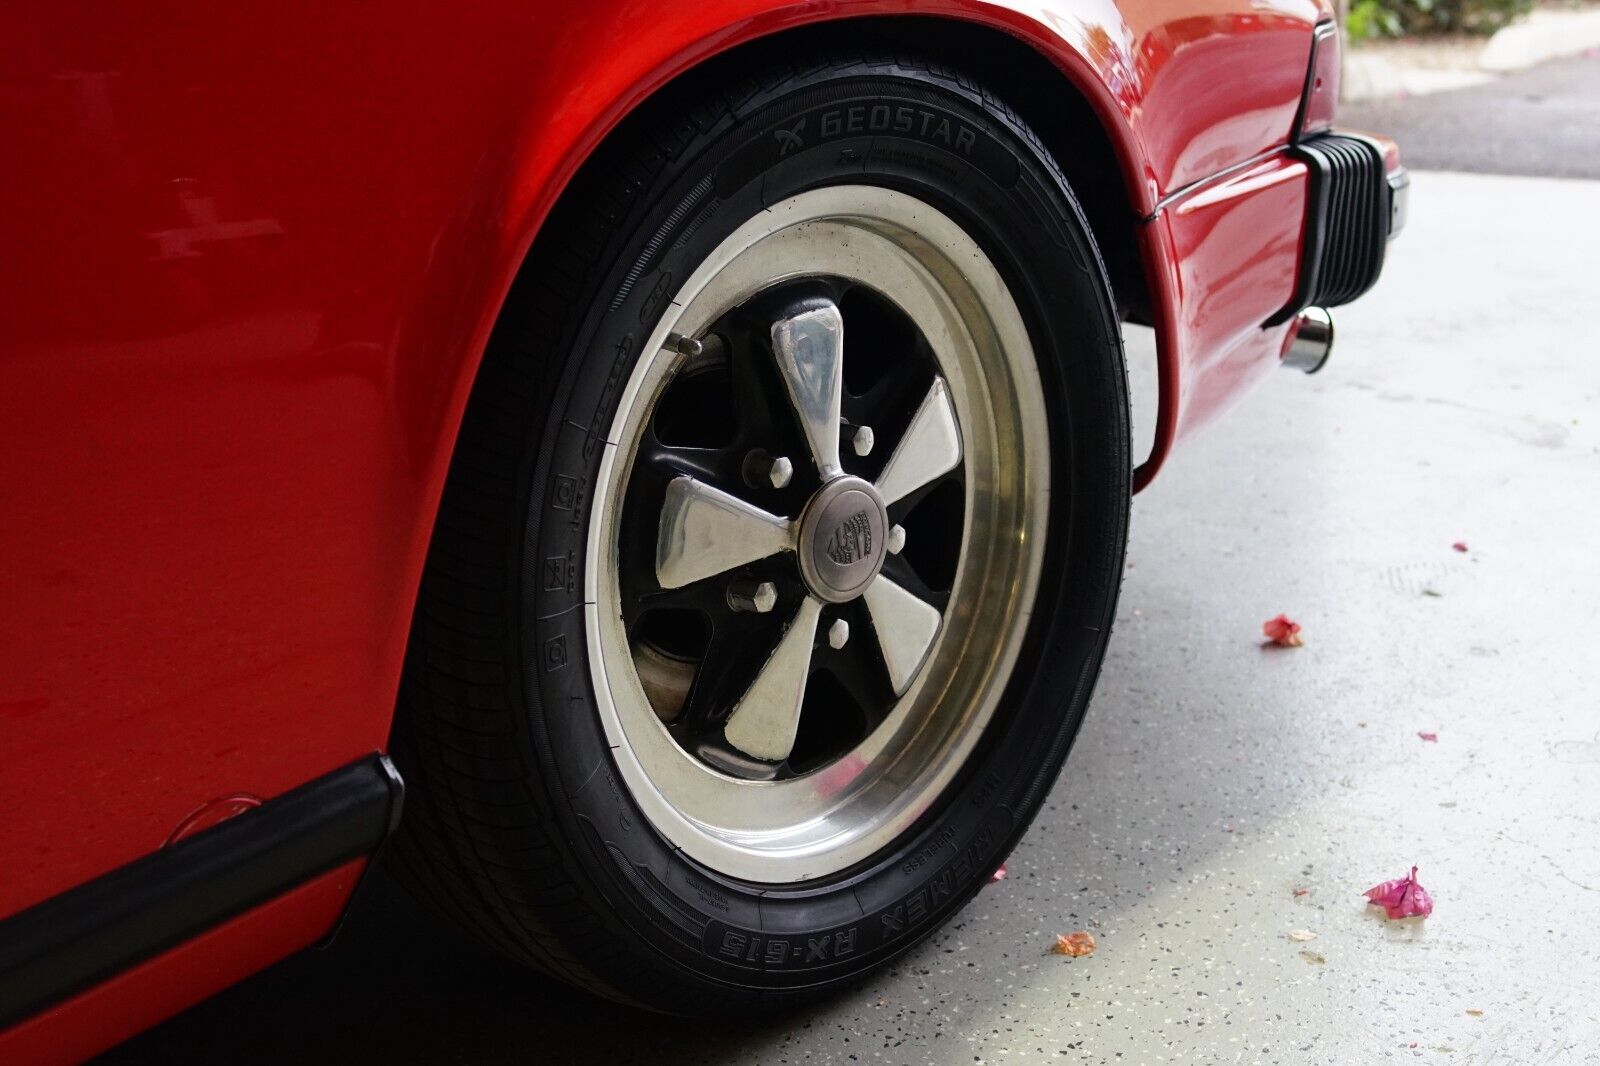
xmin=1342 ymin=52 xmax=1600 ymax=179
xmin=100 ymin=171 xmax=1600 ymax=1064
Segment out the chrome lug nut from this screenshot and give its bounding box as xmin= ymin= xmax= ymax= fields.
xmin=744 ymin=451 xmax=794 ymax=490
xmin=827 ymin=618 xmax=850 ymax=650
xmin=851 ymin=425 xmax=875 ymax=457
xmin=886 ymin=524 xmax=906 ymax=555
xmin=727 ymin=580 xmax=778 ymax=614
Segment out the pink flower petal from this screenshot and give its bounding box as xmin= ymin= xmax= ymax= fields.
xmin=1418 ymin=731 xmax=1438 ymax=743
xmin=1262 ymin=614 xmax=1304 ymax=647
xmin=1452 ymin=541 xmax=1469 ymax=553
xmin=1364 ymin=865 xmax=1434 ymax=919
xmin=989 ymin=863 xmax=1007 ymax=884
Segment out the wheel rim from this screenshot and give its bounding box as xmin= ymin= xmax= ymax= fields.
xmin=585 ymin=186 xmax=1050 ymax=883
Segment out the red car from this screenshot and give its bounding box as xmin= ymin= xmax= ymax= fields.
xmin=0 ymin=1 xmax=1403 ymax=1058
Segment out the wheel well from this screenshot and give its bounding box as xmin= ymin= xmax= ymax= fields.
xmin=852 ymin=18 xmax=1149 ymax=322
xmin=653 ymin=16 xmax=1151 ymax=323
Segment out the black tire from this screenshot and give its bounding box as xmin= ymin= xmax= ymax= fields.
xmin=389 ymin=47 xmax=1130 ymax=1013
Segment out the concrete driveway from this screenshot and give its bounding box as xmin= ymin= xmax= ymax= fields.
xmin=102 ymin=120 xmax=1600 ymax=1066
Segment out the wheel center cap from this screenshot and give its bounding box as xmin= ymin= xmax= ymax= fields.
xmin=797 ymin=476 xmax=889 ymax=603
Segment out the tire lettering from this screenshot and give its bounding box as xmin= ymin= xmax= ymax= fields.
xmin=697 ymin=792 xmax=1011 ymax=968
xmin=542 ymin=551 xmax=575 ymax=593
xmin=542 ymin=634 xmax=567 ymax=672
xmin=585 ymin=334 xmax=633 ymax=460
xmin=703 ymin=924 xmax=858 ymax=970
xmin=773 ymin=117 xmax=806 ymax=156
xmin=805 ymin=105 xmax=977 ymax=158
xmin=548 ymin=470 xmax=587 ymax=534
xmin=640 ymin=271 xmax=672 ymax=324
xmin=551 ymin=474 xmax=578 ymax=511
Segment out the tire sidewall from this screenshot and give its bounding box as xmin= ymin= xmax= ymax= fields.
xmin=521 ymin=62 xmax=1128 ymax=1001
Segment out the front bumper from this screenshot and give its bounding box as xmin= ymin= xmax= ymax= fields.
xmin=1271 ymin=131 xmax=1406 ymax=324
xmin=1387 ymin=165 xmax=1411 ymax=238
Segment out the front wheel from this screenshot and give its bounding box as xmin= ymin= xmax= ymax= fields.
xmin=390 ymin=49 xmax=1130 ymax=1012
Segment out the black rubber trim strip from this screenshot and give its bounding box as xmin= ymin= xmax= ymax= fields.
xmin=0 ymin=753 xmax=403 ymax=1029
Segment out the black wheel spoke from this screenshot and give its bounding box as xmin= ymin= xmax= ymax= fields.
xmin=842 ymin=359 xmax=936 ymax=484
xmin=814 ymin=601 xmax=894 ymax=729
xmin=878 ymin=555 xmax=950 ymax=615
xmin=669 ymin=610 xmax=779 ymax=737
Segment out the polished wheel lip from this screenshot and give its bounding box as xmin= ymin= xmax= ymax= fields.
xmin=584 ymin=186 xmax=1050 ymax=883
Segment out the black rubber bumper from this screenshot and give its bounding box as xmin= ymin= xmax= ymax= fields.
xmin=1271 ymin=132 xmax=1407 ymax=325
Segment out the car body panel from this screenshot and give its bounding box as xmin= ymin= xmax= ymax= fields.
xmin=0 ymin=0 xmax=1321 ymax=925
xmin=0 ymin=860 xmax=363 ymax=1065
xmin=1139 ymin=152 xmax=1313 ymax=479
xmin=0 ymin=0 xmax=1336 ymax=1049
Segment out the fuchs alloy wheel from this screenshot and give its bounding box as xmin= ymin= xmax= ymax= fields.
xmin=390 ymin=49 xmax=1130 ymax=1013
xmin=592 ymin=184 xmax=1050 ymax=882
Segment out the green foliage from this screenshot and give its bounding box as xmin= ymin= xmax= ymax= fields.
xmin=1348 ymin=0 xmax=1404 ymax=39
xmin=1346 ymin=0 xmax=1533 ymax=39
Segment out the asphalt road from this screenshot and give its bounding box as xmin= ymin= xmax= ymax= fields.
xmin=101 ymin=77 xmax=1600 ymax=1066
xmin=1342 ymin=52 xmax=1600 ymax=178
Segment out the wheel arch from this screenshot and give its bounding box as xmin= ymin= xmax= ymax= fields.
xmin=437 ymin=5 xmax=1168 ymax=480
xmin=582 ymin=12 xmax=1152 ymax=312
xmin=387 ymin=4 xmax=1174 ymax=749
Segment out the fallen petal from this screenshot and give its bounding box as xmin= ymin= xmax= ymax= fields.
xmin=989 ymin=864 xmax=1007 ymax=884
xmin=1364 ymin=865 xmax=1434 ymax=919
xmin=1300 ymin=950 xmax=1326 ymax=964
xmin=1293 ymin=888 xmax=1310 ymax=898
xmin=1262 ymin=614 xmax=1304 ymax=647
xmin=1418 ymin=731 xmax=1438 ymax=743
xmin=1452 ymin=541 xmax=1469 ymax=553
xmin=1051 ymin=931 xmax=1097 ymax=957
xmin=1465 ymin=1009 xmax=1483 ymax=1017
xmin=1288 ymin=929 xmax=1318 ymax=942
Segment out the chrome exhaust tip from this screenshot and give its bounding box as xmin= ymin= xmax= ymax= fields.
xmin=1283 ymin=307 xmax=1334 ymax=374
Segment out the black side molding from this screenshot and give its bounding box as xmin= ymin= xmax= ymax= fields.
xmin=0 ymin=754 xmax=403 ymax=1029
